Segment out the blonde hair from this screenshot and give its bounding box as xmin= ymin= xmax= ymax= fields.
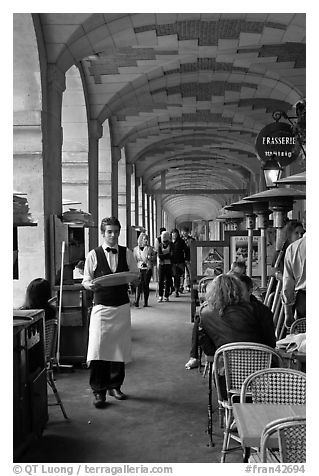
xmin=137 ymin=232 xmax=149 ymax=246
xmin=205 ymin=274 xmax=244 ymax=316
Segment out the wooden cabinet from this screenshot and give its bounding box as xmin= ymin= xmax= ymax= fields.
xmin=13 ymin=310 xmax=48 ymax=460
xmin=54 ymin=285 xmax=92 ymax=365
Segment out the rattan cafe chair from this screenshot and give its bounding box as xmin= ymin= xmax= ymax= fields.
xmin=45 ymin=319 xmax=68 ymax=419
xmin=249 ymin=416 xmax=306 ymax=463
xmin=290 ymin=318 xmax=306 ymax=335
xmin=212 ymin=342 xmax=283 ymax=462
xmin=240 ymin=367 xmax=306 ymax=405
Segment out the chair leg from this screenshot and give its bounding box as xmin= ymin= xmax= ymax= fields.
xmin=47 ymin=370 xmax=69 ymax=419
xmin=219 ymin=406 xmax=225 ymax=428
xmin=221 ymin=408 xmax=232 ymax=463
xmin=243 ymin=447 xmax=251 ymax=463
xmin=207 ymin=362 xmax=215 ymax=447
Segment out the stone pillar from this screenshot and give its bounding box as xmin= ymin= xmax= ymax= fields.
xmin=118 ymin=150 xmax=127 ymax=246
xmin=141 ymin=184 xmax=146 ymax=228
xmin=126 ymin=163 xmax=132 ymax=248
xmin=111 ymin=145 xmax=120 ymax=217
xmin=41 ymin=65 xmax=66 ymax=282
xmin=42 ymin=65 xmax=66 ymax=218
xmin=131 ymin=164 xmax=135 ymax=227
xmin=156 ymin=196 xmax=162 ymax=238
xmin=135 ymin=175 xmax=140 ymax=226
xmin=151 ymin=197 xmax=155 ymax=246
xmin=88 ymin=120 xmax=102 ymax=249
xmin=98 ymin=121 xmax=112 ymax=230
xmin=146 ymin=193 xmax=151 ymax=236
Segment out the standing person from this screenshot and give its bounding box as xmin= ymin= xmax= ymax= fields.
xmin=82 ymin=217 xmax=139 ymax=408
xmin=171 ymin=228 xmax=188 ymax=297
xmin=133 ymin=232 xmax=156 ymax=308
xmin=272 ymin=220 xmax=305 ymax=279
xmin=155 ymin=227 xmax=166 ymax=253
xmin=282 ymin=232 xmax=306 ymax=329
xmin=180 ymin=227 xmax=195 ymax=292
xmin=157 ymin=230 xmax=173 ymax=302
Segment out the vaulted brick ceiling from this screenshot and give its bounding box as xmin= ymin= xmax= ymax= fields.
xmin=39 ymin=12 xmax=306 ymax=220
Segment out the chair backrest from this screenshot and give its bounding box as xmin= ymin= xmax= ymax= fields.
xmin=240 ymin=368 xmax=306 ymax=404
xmin=290 ymin=318 xmax=306 ymax=335
xmin=213 ymin=342 xmax=283 ymax=403
xmin=44 ymin=319 xmax=58 ymax=363
xmin=260 ymin=416 xmax=306 ymax=463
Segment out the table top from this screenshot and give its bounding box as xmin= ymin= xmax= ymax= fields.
xmin=233 ymin=403 xmax=306 ymax=447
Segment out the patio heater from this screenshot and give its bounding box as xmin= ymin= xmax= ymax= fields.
xmin=224 ymin=200 xmax=265 ymax=277
xmin=274 ymin=170 xmax=306 ymax=186
xmin=243 ymin=188 xmax=306 ymax=290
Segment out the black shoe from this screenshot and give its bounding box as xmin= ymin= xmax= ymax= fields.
xmin=134 ymin=302 xmax=139 ymax=307
xmin=108 ymin=388 xmax=127 ymax=400
xmin=93 ymin=393 xmax=107 ymax=408
xmin=175 ymin=291 xmax=179 ymax=297
xmin=144 ymin=302 xmax=148 ymax=307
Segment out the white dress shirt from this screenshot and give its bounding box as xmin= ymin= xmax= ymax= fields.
xmin=282 ymin=233 xmax=306 ymax=306
xmin=82 ymin=243 xmax=138 ymax=288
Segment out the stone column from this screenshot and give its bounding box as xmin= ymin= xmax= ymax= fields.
xmin=41 ymin=65 xmax=66 ymax=282
xmin=118 ymin=150 xmax=127 ymax=246
xmin=146 ymin=193 xmax=151 ymax=236
xmin=88 ymin=120 xmax=102 ymax=249
xmin=135 ymin=175 xmax=140 ymax=226
xmin=42 ymin=65 xmax=66 ymax=218
xmin=156 ymin=196 xmax=162 ymax=238
xmin=126 ymin=163 xmax=132 ymax=248
xmin=141 ymin=183 xmax=146 ymax=228
xmin=111 ymin=145 xmax=120 ymax=217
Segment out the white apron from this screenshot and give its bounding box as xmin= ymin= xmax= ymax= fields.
xmin=86 ymin=303 xmax=132 ymax=364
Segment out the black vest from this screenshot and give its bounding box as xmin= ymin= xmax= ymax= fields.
xmin=93 ymin=245 xmax=129 ymax=307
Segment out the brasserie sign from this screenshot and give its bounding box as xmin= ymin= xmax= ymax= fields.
xmin=255 ymin=122 xmax=300 ymax=166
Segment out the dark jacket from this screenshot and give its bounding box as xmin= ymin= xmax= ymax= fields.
xmin=199 ymin=300 xmax=276 ymax=356
xmin=182 ymin=235 xmax=195 ymax=261
xmin=171 ymin=237 xmax=188 ymax=264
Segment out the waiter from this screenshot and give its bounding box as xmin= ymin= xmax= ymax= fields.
xmin=82 ymin=216 xmax=138 ymax=408
xmin=282 ymin=232 xmax=306 ymax=329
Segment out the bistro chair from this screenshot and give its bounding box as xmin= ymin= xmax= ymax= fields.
xmin=45 ymin=319 xmax=69 ymax=419
xmin=240 ymin=368 xmax=306 ymax=405
xmin=290 ymin=318 xmax=306 ymax=335
xmin=212 ymin=342 xmax=282 ymax=462
xmin=249 ymin=416 xmax=306 ymax=463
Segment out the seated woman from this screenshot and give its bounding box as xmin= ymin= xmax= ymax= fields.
xmin=199 ymin=273 xmax=276 ymax=356
xmin=22 ymin=278 xmax=56 ymax=321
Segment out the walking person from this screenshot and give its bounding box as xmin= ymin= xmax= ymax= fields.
xmin=171 ymin=228 xmax=188 ymax=297
xmin=133 ymin=232 xmax=156 ymax=307
xmin=82 ymin=217 xmax=139 ymax=408
xmin=180 ymin=227 xmax=195 ymax=292
xmin=157 ymin=230 xmax=173 ymax=302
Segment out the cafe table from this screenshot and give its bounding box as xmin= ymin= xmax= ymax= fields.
xmin=232 ymin=403 xmax=306 ymax=462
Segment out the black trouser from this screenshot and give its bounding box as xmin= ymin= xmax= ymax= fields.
xmin=136 ymin=268 xmax=152 ymax=305
xmin=158 ymin=264 xmax=173 ymax=298
xmin=190 ymin=314 xmax=200 ymax=359
xmin=89 ymin=360 xmax=125 ymax=396
xmin=295 ymin=290 xmax=306 ymax=318
xmin=172 ymin=263 xmax=185 ymax=293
